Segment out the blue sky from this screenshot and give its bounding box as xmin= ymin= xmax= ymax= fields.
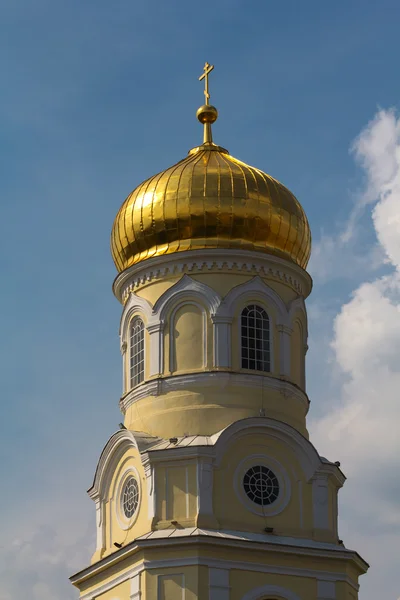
xmin=1 ymin=1 xmax=400 ymax=598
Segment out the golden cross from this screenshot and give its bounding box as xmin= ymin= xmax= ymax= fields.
xmin=199 ymin=62 xmax=214 ymax=105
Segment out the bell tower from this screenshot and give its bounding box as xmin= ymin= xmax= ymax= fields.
xmin=70 ymin=65 xmax=368 ymax=600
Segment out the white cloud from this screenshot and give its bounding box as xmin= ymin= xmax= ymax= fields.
xmin=0 ymin=515 xmax=93 ymax=600
xmin=309 ymin=108 xmax=400 ymax=600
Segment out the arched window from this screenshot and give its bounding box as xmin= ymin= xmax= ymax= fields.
xmin=130 ymin=317 xmax=144 ymax=388
xmin=241 ymin=305 xmax=270 ymax=372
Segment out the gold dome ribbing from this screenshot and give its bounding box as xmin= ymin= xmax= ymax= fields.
xmin=111 ymin=65 xmax=311 ymax=273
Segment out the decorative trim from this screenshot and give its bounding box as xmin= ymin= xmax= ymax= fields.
xmin=211 ymin=418 xmax=319 ymax=481
xmin=112 ymin=249 xmax=312 ymax=304
xmin=146 ymin=319 xmax=165 ymax=377
xmin=241 ymin=584 xmax=301 ymax=600
xmin=235 ymin=296 xmax=276 ymax=374
xmin=88 ymin=430 xmax=160 ymax=501
xmin=120 ymin=294 xmax=153 ymax=340
xmin=153 ymin=273 xmax=222 ymax=318
xmin=114 ymin=465 xmax=142 ymax=531
xmin=130 ymin=572 xmax=141 ymax=600
xmin=288 ymin=296 xmax=308 ymax=345
xmin=73 ymin=550 xmax=360 ymax=598
xmin=218 ymin=275 xmax=289 ymax=327
xmin=212 ymin=315 xmax=233 ymax=368
xmin=197 ymin=459 xmax=215 ymax=525
xmin=298 ymin=480 xmax=304 ymax=529
xmin=120 ymin=371 xmax=309 ymax=415
xmin=76 ymin=563 xmax=144 ymax=600
xmin=95 ymin=498 xmax=105 ymax=553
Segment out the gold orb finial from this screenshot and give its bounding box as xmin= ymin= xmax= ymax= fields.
xmin=198 ymin=62 xmax=217 ymax=143
xmin=196 ymin=104 xmax=218 ymax=124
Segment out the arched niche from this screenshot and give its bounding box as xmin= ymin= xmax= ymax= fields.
xmin=170 ymin=302 xmax=206 ymax=373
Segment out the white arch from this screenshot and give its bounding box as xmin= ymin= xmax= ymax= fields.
xmin=89 ymin=430 xmax=140 ymax=501
xmin=241 ymin=583 xmax=302 ymax=600
xmin=152 ymin=274 xmax=222 ymax=320
xmin=288 ymin=297 xmax=308 ymax=345
xmin=211 ymin=417 xmax=321 ymax=480
xmin=120 ymin=293 xmax=153 ymax=341
xmin=217 ymin=276 xmax=289 ymax=326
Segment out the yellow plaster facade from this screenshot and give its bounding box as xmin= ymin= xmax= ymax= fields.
xmin=71 ymin=81 xmax=368 ymax=599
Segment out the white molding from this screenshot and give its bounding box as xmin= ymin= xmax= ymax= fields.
xmin=153 ymin=274 xmax=222 ymax=320
xmin=277 ymin=323 xmax=291 ymax=377
xmin=217 ymin=275 xmax=289 ymax=327
xmin=143 ymin=461 xmax=156 ymax=521
xmin=130 ymin=572 xmax=141 ymax=600
xmin=211 ymin=417 xmax=319 ymax=480
xmin=241 ymin=583 xmax=301 ymax=600
xmin=114 ymin=465 xmax=142 ymax=531
xmin=212 ymin=315 xmax=233 ymax=368
xmin=197 ymin=459 xmax=215 ymax=523
xmin=74 ymin=553 xmax=359 ymax=599
xmin=89 ymin=431 xmax=140 ymax=501
xmin=88 ymin=430 xmax=160 ymax=502
xmin=234 ymin=453 xmax=291 ymax=517
xmin=77 ymin=563 xmax=144 ymax=600
xmin=298 ymin=480 xmax=304 ymax=529
xmin=120 ymin=371 xmax=309 ymax=415
xmin=146 ymin=319 xmax=165 ymax=377
xmin=95 ymin=498 xmax=105 ymax=554
xmin=288 ymin=296 xmax=308 ymax=345
xmin=112 ymin=249 xmax=312 ymax=303
xmin=235 ymin=299 xmax=275 ymax=374
xmin=120 ymin=294 xmax=153 ymax=340
xmin=185 ymin=466 xmax=189 ymax=519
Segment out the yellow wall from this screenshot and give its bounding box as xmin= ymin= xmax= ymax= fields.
xmin=95 ymin=578 xmax=131 ymax=599
xmin=121 ymin=270 xmax=310 ymax=438
xmin=77 ymin=544 xmax=361 ymax=600
xmin=172 ymin=304 xmax=205 ymax=373
xmin=94 ymin=447 xmax=151 ymax=562
xmin=213 ymin=432 xmax=321 ymax=539
xmin=155 ymin=463 xmax=197 ymax=527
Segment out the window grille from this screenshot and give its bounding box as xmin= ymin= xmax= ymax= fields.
xmin=241 ymin=305 xmax=270 ymax=372
xmin=130 ymin=318 xmax=144 ymax=388
xmin=243 ymin=465 xmax=279 ymax=506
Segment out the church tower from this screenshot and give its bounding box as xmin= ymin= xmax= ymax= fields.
xmin=70 ymin=65 xmax=368 ymax=600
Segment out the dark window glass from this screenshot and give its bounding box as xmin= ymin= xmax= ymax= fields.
xmin=241 ymin=305 xmax=270 ymax=372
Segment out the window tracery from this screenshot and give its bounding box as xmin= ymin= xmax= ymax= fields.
xmin=241 ymin=305 xmax=270 ymax=372
xmin=130 ymin=317 xmax=145 ymax=387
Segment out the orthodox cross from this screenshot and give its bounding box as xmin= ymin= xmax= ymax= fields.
xmin=199 ymin=62 xmax=214 ymax=105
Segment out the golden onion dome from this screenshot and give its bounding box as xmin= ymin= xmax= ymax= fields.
xmin=111 ymin=73 xmax=311 ymax=273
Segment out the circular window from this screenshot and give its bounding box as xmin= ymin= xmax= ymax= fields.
xmin=121 ymin=475 xmax=139 ymax=519
xmin=243 ymin=465 xmax=280 ymax=506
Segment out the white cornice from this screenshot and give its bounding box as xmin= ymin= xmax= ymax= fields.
xmin=112 ymin=249 xmax=312 ymax=303
xmin=119 ymin=371 xmax=310 ymax=415
xmin=70 ymin=528 xmax=367 ymax=590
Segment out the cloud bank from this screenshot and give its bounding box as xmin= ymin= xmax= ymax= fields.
xmin=310 ymin=109 xmax=400 ymax=599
